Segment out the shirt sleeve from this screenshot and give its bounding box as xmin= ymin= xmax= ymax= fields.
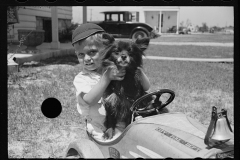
xmin=73 ymin=73 xmax=92 ymax=116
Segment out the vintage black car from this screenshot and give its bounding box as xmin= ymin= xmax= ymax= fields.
xmin=89 ymin=11 xmax=160 ymax=40
xmin=167 ymin=26 xmax=190 ymax=34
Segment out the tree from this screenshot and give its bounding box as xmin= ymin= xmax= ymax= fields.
xmin=179 ymin=21 xmax=185 ymax=27
xmin=199 ymin=22 xmax=208 ymax=33
xmin=186 ymin=19 xmax=191 ymax=27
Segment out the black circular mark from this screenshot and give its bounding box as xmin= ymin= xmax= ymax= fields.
xmin=75 ymin=0 xmax=86 ymax=3
xmin=104 ymin=0 xmax=116 ymax=3
xmin=45 ymin=0 xmax=58 ymax=3
xmin=15 ymin=0 xmax=28 ymax=3
xmin=41 ymin=97 xmax=62 ymax=118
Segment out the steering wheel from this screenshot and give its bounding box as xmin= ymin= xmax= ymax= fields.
xmin=130 ymin=89 xmax=175 ymax=115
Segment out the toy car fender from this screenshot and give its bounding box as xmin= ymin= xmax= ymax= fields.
xmin=66 ymin=139 xmax=104 ymax=158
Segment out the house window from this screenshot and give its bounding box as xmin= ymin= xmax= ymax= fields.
xmin=36 ymin=17 xmax=43 ymax=30
xmin=58 ymin=19 xmax=71 ymax=31
xmin=7 ymin=25 xmax=15 ymax=39
xmin=58 ymin=20 xmax=63 ymax=30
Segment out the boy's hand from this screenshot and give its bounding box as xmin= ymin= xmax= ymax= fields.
xmin=103 ymin=62 xmax=126 ymax=81
xmin=137 ymin=66 xmax=144 ymax=73
xmin=137 ymin=66 xmax=150 ymax=91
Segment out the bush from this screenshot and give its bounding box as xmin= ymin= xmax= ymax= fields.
xmin=59 ymin=22 xmax=79 ymax=43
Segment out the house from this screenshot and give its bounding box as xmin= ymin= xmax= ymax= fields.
xmin=224 ymin=26 xmax=234 ymax=34
xmin=8 ymin=6 xmax=72 ymax=44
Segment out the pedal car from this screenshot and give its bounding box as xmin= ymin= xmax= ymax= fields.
xmin=66 ymin=89 xmax=234 ymax=159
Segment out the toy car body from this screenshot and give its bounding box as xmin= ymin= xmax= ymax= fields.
xmin=89 ymin=11 xmax=160 ymax=40
xmin=66 ymin=89 xmax=234 ymax=159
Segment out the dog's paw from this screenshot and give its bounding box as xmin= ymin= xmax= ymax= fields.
xmin=103 ymin=128 xmax=115 ymax=140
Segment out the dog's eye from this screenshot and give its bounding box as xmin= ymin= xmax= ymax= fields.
xmin=112 ymin=49 xmax=119 ymax=55
xmin=127 ymin=48 xmax=132 ymax=52
xmin=113 ymin=51 xmax=119 ymax=55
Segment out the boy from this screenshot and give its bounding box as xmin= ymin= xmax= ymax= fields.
xmin=72 ymin=23 xmax=150 ymax=140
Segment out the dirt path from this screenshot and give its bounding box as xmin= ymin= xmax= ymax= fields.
xmin=150 ymin=42 xmax=233 ymax=47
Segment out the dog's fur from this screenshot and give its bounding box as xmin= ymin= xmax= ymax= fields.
xmin=101 ymin=37 xmax=151 ymax=139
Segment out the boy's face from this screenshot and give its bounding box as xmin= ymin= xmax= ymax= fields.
xmin=74 ymin=40 xmax=104 ymax=71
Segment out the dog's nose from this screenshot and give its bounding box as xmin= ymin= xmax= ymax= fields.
xmin=121 ymin=55 xmax=127 ymax=60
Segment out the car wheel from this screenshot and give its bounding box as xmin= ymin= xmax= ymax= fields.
xmin=132 ymin=30 xmax=148 ymax=40
xmin=65 ymin=139 xmax=104 ymax=158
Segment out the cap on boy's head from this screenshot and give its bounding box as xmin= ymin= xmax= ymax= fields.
xmin=72 ymin=23 xmax=104 ymax=45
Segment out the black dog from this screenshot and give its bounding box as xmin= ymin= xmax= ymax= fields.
xmin=101 ymin=38 xmax=151 ymax=139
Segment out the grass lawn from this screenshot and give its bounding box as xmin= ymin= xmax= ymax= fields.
xmin=8 ymin=56 xmax=84 ymax=158
xmin=143 ymin=59 xmax=233 ymax=125
xmin=8 ymin=45 xmax=234 ymax=158
xmin=146 ymin=45 xmax=233 ymax=58
xmin=150 ymin=34 xmax=234 ymax=43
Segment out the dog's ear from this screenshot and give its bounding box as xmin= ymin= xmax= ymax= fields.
xmin=100 ymin=44 xmax=114 ymax=61
xmin=102 ymin=33 xmax=115 ymax=46
xmin=135 ymin=38 xmax=150 ymax=51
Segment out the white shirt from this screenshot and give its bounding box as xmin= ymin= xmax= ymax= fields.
xmin=73 ymin=69 xmax=106 ymax=135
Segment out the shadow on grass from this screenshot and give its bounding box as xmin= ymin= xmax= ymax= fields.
xmin=20 ymin=55 xmax=79 ymax=68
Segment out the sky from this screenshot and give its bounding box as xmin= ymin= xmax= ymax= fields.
xmin=72 ymin=6 xmax=234 ymax=27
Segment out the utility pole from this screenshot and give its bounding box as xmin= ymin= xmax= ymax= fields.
xmin=83 ymin=6 xmax=87 ymax=24
xmin=90 ymin=9 xmax=92 ymax=21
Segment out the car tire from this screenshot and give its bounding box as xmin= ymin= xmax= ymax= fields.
xmin=132 ymin=30 xmax=148 ymax=40
xmin=65 ymin=139 xmax=104 ymax=158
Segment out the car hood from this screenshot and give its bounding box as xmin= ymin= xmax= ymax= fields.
xmin=136 ymin=112 xmax=207 ymax=139
xmin=87 ymin=21 xmax=102 ymax=24
xmin=124 ymin=112 xmax=234 ymax=158
xmin=126 ymin=21 xmax=153 ymax=28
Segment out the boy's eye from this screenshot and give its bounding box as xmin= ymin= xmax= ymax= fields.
xmin=89 ymin=51 xmax=97 ymax=56
xmin=76 ymin=52 xmax=85 ymax=58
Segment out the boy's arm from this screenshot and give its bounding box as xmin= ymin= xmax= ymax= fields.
xmin=82 ymin=73 xmax=110 ymax=106
xmin=83 ymin=66 xmax=125 ymax=106
xmin=137 ymin=67 xmax=150 ymax=91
